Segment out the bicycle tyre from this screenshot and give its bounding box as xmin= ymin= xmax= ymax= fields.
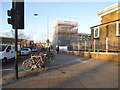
xmin=47 ymin=57 xmax=55 ymax=67
xmin=22 ymin=59 xmax=33 ymax=71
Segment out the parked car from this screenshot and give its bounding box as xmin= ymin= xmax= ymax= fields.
xmin=21 ymin=48 xmax=31 ymax=55
xmin=0 ymin=44 xmax=21 ymax=64
xmin=31 ymin=47 xmax=37 ymax=52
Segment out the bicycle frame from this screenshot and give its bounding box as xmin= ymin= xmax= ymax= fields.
xmin=30 ymin=53 xmax=47 ymax=68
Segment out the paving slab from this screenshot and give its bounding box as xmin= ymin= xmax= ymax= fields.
xmin=1 ymin=53 xmax=119 ymax=88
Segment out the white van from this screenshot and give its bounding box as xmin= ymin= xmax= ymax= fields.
xmin=0 ymin=44 xmax=21 ymax=64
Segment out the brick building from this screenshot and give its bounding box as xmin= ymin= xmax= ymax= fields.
xmin=90 ymin=2 xmax=120 ymax=51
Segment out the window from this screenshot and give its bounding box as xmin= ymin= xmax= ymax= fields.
xmin=94 ymin=27 xmax=99 ymax=38
xmin=0 ymin=45 xmax=7 ymax=51
xmin=6 ymin=46 xmax=11 ymax=52
xmin=80 ymin=37 xmax=82 ymax=40
xmin=116 ymin=21 xmax=120 ymax=36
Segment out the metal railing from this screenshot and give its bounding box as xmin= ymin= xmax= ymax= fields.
xmin=73 ymin=37 xmax=120 ymax=52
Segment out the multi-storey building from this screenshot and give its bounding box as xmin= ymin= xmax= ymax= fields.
xmin=78 ymin=33 xmax=91 ymax=43
xmin=52 ymin=17 xmax=78 ymax=50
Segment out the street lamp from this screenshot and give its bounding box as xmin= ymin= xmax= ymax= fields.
xmin=34 ymin=13 xmax=49 ymax=47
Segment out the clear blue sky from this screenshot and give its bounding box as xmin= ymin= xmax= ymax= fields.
xmin=0 ymin=1 xmax=118 ymax=43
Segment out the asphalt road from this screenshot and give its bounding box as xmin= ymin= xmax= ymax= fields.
xmin=1 ymin=48 xmax=41 ymax=77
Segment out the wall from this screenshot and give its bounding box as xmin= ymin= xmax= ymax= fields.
xmin=62 ymin=51 xmax=119 ymax=62
xmin=99 ymin=22 xmax=116 ymax=40
xmin=101 ymin=10 xmax=119 ymax=24
xmin=91 ymin=22 xmax=119 ymax=44
xmin=91 ymin=28 xmax=94 ymax=44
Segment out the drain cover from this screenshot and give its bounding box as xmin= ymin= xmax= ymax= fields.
xmin=61 ymin=71 xmax=66 ymax=73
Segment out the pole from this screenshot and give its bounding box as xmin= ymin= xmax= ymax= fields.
xmin=106 ymin=25 xmax=109 ymax=52
xmin=78 ymin=42 xmax=79 ymax=55
xmin=85 ymin=41 xmax=86 ymax=52
xmin=106 ymin=37 xmax=108 ymax=52
xmin=94 ymin=39 xmax=95 ymax=52
xmin=15 ymin=28 xmax=18 ymax=79
xmin=47 ymin=15 xmax=49 ymax=40
xmin=73 ymin=43 xmax=74 ymax=51
xmin=47 ymin=15 xmax=49 ymax=47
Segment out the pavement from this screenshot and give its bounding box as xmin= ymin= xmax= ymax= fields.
xmin=1 ymin=53 xmax=119 ymax=88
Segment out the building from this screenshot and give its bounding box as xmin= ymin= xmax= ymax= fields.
xmin=90 ymin=2 xmax=120 ymax=52
xmin=0 ymin=36 xmax=27 ymax=45
xmin=36 ymin=42 xmax=52 ymax=48
xmin=78 ymin=33 xmax=91 ymax=43
xmin=52 ymin=17 xmax=78 ymax=50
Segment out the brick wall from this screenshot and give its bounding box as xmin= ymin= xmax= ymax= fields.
xmin=90 ymin=22 xmax=120 ymax=51
xmin=100 ymin=23 xmax=116 ymax=40
xmin=90 ymin=5 xmax=120 ymax=51
xmin=63 ymin=51 xmax=120 ymax=62
xmin=119 ymin=10 xmax=120 ymax=19
xmin=91 ymin=22 xmax=117 ymax=41
xmin=101 ymin=10 xmax=119 ymax=24
xmin=99 ymin=25 xmax=107 ymax=40
xmin=91 ymin=28 xmax=94 ymax=45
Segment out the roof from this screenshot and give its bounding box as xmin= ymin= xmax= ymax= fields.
xmin=0 ymin=36 xmax=25 ymax=44
xmin=98 ymin=2 xmax=120 ymax=16
xmin=90 ymin=19 xmax=120 ymax=29
xmin=78 ymin=33 xmax=91 ymax=36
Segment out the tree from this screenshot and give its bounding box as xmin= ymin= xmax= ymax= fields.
xmin=18 ymin=31 xmax=26 ymax=48
xmin=25 ymin=34 xmax=32 ymax=41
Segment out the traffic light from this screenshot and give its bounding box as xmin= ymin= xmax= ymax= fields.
xmin=7 ymin=0 xmax=24 ymax=29
xmin=46 ymin=39 xmax=49 ymax=43
xmin=15 ymin=1 xmax=24 ymax=29
xmin=7 ymin=9 xmax=16 ymax=29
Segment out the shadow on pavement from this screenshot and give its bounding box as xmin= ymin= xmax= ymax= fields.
xmin=2 ymin=53 xmax=117 ymax=88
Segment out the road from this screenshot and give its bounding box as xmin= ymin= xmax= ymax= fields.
xmin=1 ymin=49 xmax=40 ymax=77
xmin=2 ymin=51 xmax=119 ymax=88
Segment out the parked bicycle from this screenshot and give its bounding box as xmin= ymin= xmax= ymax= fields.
xmin=22 ymin=51 xmax=55 ymax=71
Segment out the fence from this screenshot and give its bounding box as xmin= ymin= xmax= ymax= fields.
xmin=73 ymin=37 xmax=120 ymax=52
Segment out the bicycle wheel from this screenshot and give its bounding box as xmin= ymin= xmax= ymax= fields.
xmin=51 ymin=53 xmax=55 ymax=57
xmin=48 ymin=57 xmax=55 ymax=67
xmin=22 ymin=59 xmax=33 ymax=71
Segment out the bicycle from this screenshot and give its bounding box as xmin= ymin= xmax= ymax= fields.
xmin=22 ymin=52 xmax=55 ymax=71
xmin=42 ymin=51 xmax=55 ymax=67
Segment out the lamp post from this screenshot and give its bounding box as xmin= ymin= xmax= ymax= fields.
xmin=34 ymin=14 xmax=49 ymax=47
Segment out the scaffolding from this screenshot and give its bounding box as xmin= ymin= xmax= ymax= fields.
xmin=52 ymin=17 xmax=78 ymax=50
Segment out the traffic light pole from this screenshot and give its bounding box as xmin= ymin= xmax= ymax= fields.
xmin=15 ymin=28 xmax=18 ymax=79
xmin=7 ymin=0 xmax=24 ymax=80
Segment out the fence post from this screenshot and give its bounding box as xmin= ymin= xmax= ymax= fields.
xmin=78 ymin=42 xmax=80 ymax=55
xmin=85 ymin=41 xmax=86 ymax=52
xmin=73 ymin=43 xmax=74 ymax=51
xmin=94 ymin=39 xmax=95 ymax=52
xmin=106 ymin=37 xmax=108 ymax=52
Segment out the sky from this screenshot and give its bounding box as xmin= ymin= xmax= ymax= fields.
xmin=0 ymin=0 xmax=119 ymax=43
